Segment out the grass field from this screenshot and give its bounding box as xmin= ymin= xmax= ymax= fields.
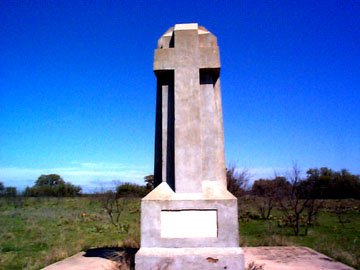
xmin=0 ymin=197 xmax=359 ymax=270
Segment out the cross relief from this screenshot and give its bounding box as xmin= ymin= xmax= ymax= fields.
xmin=153 ymin=24 xmax=225 ymax=193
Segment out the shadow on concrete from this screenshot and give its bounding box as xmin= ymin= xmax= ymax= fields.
xmin=84 ymin=247 xmax=139 ymax=270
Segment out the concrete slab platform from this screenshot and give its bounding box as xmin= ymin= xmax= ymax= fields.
xmin=42 ymin=246 xmax=355 ymax=270
xmin=42 ymin=247 xmax=137 ymax=270
xmin=135 ymin=247 xmax=244 ymax=270
xmin=42 ymin=251 xmax=119 ymax=270
xmin=244 ymin=247 xmax=355 ymax=270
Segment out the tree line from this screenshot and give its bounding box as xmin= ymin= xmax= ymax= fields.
xmin=251 ymin=167 xmax=360 ymax=200
xmin=227 ymin=165 xmax=360 ymax=236
xmin=0 ymin=174 xmax=154 ymax=198
xmin=0 ymin=174 xmax=82 ymax=197
xmin=1 ymin=166 xmax=358 ymax=199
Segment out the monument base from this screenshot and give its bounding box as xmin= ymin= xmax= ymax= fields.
xmin=135 ymin=247 xmax=244 ymax=270
xmin=140 ymin=182 xmax=240 ymax=248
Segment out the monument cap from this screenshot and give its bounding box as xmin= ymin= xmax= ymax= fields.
xmin=174 ymin=23 xmax=198 ymax=31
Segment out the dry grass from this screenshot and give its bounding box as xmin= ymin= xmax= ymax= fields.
xmin=246 ymin=261 xmax=264 ymax=270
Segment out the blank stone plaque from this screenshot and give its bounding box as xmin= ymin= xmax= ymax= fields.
xmin=161 ymin=210 xmax=217 ymax=238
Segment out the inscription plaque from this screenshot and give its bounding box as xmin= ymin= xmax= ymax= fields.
xmin=161 ymin=210 xmax=217 ymax=238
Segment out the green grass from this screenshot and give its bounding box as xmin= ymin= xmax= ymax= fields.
xmin=238 ymin=201 xmax=360 ymax=269
xmin=0 ymin=197 xmax=140 ymax=270
xmin=0 ymin=197 xmax=359 ymax=270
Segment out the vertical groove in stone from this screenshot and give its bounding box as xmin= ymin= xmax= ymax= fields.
xmin=154 ymin=70 xmax=175 ymax=190
xmin=154 ymin=74 xmax=163 ymax=188
xmin=162 ymin=84 xmax=168 ymax=183
xmin=166 ymin=79 xmax=175 ymax=191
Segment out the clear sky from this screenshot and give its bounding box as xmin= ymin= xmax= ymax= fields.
xmin=1 ymin=0 xmax=359 ymax=192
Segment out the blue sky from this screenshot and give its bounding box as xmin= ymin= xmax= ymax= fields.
xmin=1 ymin=0 xmax=359 ymax=192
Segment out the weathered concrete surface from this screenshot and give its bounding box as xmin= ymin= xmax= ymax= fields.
xmin=244 ymin=246 xmax=355 ymax=270
xmin=136 ymin=247 xmax=244 ymax=270
xmin=42 ymin=251 xmax=119 ymax=270
xmin=42 ymin=247 xmax=137 ymax=270
xmin=140 ymin=182 xmax=239 ymax=248
xmin=42 ymin=247 xmax=355 ymax=270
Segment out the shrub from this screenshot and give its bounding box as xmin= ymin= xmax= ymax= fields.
xmin=24 ymin=174 xmax=81 ymax=197
xmin=4 ymin=187 xmax=17 ymax=197
xmin=0 ymin=182 xmax=17 ymax=197
xmin=0 ymin=182 xmax=4 ymax=196
xmin=116 ymin=183 xmax=149 ymax=198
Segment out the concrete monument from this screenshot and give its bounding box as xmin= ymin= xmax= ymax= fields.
xmin=135 ymin=23 xmax=244 ymax=270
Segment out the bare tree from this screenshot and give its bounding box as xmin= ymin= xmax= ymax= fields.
xmin=100 ymin=191 xmax=127 ymax=227
xmin=255 ymin=196 xmax=274 ymax=219
xmin=333 ymin=200 xmax=348 ymax=227
xmin=304 ymin=199 xmax=323 ymax=236
xmin=279 ymin=164 xmax=324 ymax=236
xmin=227 ymin=163 xmax=251 ymax=197
xmin=279 ymin=164 xmax=309 ymax=236
xmin=301 ymin=170 xmax=324 ymax=236
xmin=252 ymin=176 xmax=288 ymax=219
xmin=95 ymin=181 xmax=129 ymax=229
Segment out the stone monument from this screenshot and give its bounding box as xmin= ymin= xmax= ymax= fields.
xmin=135 ymin=23 xmax=244 ymax=270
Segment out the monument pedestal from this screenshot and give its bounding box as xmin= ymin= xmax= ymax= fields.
xmin=136 ymin=182 xmax=244 ymax=269
xmin=136 ymin=247 xmax=244 ymax=270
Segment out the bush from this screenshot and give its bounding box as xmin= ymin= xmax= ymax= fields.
xmin=0 ymin=182 xmax=17 ymax=197
xmin=4 ymin=187 xmax=17 ymax=197
xmin=24 ymin=174 xmax=81 ymax=197
xmin=116 ymin=183 xmax=149 ymax=198
xmin=227 ymin=165 xmax=250 ymax=197
xmin=0 ymin=182 xmax=4 ymax=196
